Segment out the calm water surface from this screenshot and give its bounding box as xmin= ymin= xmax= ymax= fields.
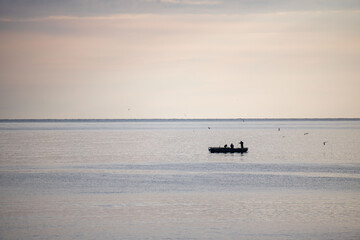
xmin=0 ymin=120 xmax=359 ymax=240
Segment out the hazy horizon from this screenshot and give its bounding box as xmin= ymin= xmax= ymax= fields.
xmin=1 ymin=0 xmax=359 ymax=119
xmin=1 ymin=118 xmax=360 ymax=122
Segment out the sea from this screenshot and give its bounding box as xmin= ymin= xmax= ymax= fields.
xmin=0 ymin=119 xmax=359 ymax=240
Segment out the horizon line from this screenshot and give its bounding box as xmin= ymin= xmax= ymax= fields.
xmin=1 ymin=118 xmax=360 ymax=122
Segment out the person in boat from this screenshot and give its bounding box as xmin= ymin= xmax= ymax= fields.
xmin=240 ymin=141 xmax=244 ymax=148
xmin=230 ymin=143 xmax=234 ymax=149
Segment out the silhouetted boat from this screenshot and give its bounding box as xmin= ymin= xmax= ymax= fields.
xmin=208 ymin=147 xmax=248 ymax=153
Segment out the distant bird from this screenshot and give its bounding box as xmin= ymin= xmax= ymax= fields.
xmin=208 ymin=127 xmax=211 ymax=129
xmin=304 ymin=133 xmax=309 ymax=135
xmin=323 ymin=141 xmax=328 ymax=145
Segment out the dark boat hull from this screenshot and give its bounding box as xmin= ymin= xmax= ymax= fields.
xmin=208 ymin=147 xmax=248 ymax=153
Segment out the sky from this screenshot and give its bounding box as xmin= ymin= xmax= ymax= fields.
xmin=0 ymin=0 xmax=359 ymax=119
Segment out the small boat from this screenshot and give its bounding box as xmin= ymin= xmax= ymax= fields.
xmin=208 ymin=147 xmax=248 ymax=153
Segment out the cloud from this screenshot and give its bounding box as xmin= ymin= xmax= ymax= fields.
xmin=160 ymin=0 xmax=220 ymax=5
xmin=1 ymin=0 xmax=360 ymax=18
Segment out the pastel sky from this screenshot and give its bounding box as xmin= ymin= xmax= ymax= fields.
xmin=0 ymin=0 xmax=359 ymax=119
